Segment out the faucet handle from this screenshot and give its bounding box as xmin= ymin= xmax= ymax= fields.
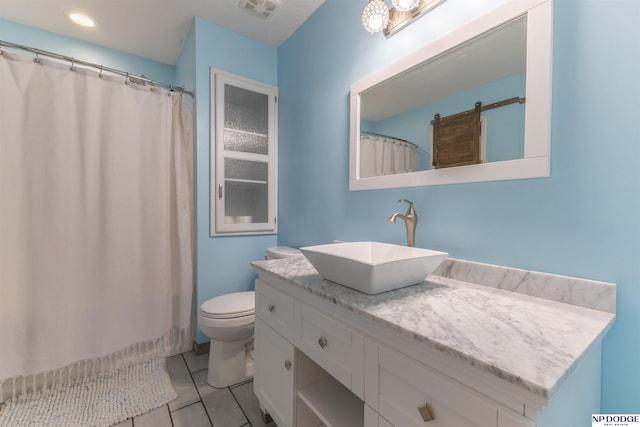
xmin=398 ymin=199 xmax=417 ymax=217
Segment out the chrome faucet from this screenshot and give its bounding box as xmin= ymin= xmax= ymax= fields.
xmin=388 ymin=199 xmax=418 ymax=247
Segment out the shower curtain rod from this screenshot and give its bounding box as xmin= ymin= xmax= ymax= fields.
xmin=0 ymin=39 xmax=194 ymax=98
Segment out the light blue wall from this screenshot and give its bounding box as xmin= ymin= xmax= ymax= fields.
xmin=278 ymin=0 xmax=640 ymax=413
xmin=0 ymin=19 xmax=175 ymax=84
xmin=191 ymin=17 xmax=278 ymax=343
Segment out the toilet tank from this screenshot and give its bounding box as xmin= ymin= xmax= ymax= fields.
xmin=266 ymin=246 xmax=303 ymax=260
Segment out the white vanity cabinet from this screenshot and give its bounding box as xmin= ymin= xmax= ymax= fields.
xmin=254 ymin=275 xmax=529 ymax=427
xmin=252 ymin=262 xmax=612 ymax=427
xmin=210 ymin=69 xmax=278 ymax=236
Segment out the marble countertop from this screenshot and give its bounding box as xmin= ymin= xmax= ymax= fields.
xmin=252 ymin=256 xmax=615 ymax=399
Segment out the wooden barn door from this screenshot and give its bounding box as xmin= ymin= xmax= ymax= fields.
xmin=432 ymin=102 xmax=481 ymax=169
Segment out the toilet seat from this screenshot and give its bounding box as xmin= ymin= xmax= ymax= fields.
xmin=200 ymin=311 xmax=254 ymax=321
xmin=200 ymin=291 xmax=255 ymax=319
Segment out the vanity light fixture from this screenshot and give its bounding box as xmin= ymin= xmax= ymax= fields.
xmin=362 ymin=0 xmax=447 ymax=37
xmin=391 ymin=0 xmax=420 ymax=12
xmin=362 ymin=0 xmax=390 ymax=34
xmin=68 ymin=12 xmax=95 ymax=28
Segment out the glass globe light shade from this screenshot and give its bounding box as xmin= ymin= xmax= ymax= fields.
xmin=362 ymin=0 xmax=390 ymax=34
xmin=392 ymin=0 xmax=420 ymax=12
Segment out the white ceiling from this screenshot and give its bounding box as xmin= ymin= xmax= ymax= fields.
xmin=0 ymin=0 xmax=325 ymax=65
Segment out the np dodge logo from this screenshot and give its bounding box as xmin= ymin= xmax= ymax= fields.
xmin=593 ymin=415 xmax=640 ymax=426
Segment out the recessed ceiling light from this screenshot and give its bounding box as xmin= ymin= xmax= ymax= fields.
xmin=69 ymin=12 xmax=95 ymax=28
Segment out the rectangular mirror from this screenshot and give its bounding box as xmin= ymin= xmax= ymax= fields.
xmin=350 ymin=0 xmax=552 ymax=190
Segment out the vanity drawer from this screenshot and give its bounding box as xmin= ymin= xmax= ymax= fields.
xmin=366 ymin=340 xmax=497 ymax=427
xmin=294 ymin=301 xmax=364 ymax=397
xmin=256 ymin=279 xmax=295 ymax=342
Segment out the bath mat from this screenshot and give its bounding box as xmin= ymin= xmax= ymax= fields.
xmin=0 ymin=358 xmax=176 ymax=427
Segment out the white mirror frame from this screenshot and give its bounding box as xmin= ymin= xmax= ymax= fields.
xmin=350 ymin=0 xmax=552 ymax=191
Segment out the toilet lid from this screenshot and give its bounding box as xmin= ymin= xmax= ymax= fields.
xmin=267 ymin=246 xmax=302 ymax=259
xmin=201 ymin=291 xmax=255 ymax=319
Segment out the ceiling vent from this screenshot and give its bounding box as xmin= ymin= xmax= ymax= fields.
xmin=238 ymin=0 xmax=282 ymax=20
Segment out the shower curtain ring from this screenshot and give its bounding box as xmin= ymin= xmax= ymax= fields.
xmin=70 ymin=58 xmax=76 ymax=71
xmin=99 ymin=65 xmax=104 ymax=78
xmin=34 ymin=49 xmax=40 ymax=63
xmin=125 ymin=72 xmax=130 ymax=85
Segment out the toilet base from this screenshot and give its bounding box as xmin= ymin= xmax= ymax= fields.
xmin=207 ymin=337 xmax=254 ymax=388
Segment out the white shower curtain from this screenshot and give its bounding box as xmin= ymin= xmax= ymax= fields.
xmin=360 ymin=132 xmax=418 ymax=177
xmin=0 ymin=50 xmax=194 ymax=400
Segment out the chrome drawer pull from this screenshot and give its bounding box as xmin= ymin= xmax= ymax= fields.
xmin=418 ymin=403 xmax=434 ymax=422
xmin=317 ymin=336 xmax=328 ymax=349
xmin=268 ymin=304 xmax=275 ymax=313
xmin=284 ymin=360 xmax=292 ymax=370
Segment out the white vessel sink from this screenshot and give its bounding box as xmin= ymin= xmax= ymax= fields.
xmin=299 ymin=242 xmax=448 ymax=295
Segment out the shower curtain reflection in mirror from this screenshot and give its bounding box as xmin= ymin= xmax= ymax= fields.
xmin=0 ymin=50 xmax=194 ymax=401
xmin=359 ymin=131 xmax=418 ymax=177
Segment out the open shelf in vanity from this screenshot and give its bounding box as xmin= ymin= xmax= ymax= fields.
xmin=296 ymin=351 xmax=364 ymax=427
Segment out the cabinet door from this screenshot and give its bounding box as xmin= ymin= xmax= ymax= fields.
xmin=210 ymin=69 xmax=277 ymax=235
xmin=254 ymin=319 xmax=294 ymax=427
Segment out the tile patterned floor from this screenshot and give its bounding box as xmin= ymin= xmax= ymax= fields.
xmin=113 ymin=351 xmax=275 ymax=427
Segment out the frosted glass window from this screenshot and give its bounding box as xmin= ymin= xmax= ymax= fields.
xmin=225 ymin=158 xmax=268 ymax=182
xmin=224 ymin=181 xmax=268 ymax=224
xmin=224 ymin=84 xmax=269 ymax=134
xmin=223 ymin=129 xmax=268 ymax=155
xmin=223 ymin=85 xmax=269 ymax=155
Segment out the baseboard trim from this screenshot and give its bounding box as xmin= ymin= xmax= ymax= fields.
xmin=193 ymin=341 xmax=210 ymax=355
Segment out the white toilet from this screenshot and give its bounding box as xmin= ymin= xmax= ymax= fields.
xmin=198 ymin=246 xmax=302 ymax=388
